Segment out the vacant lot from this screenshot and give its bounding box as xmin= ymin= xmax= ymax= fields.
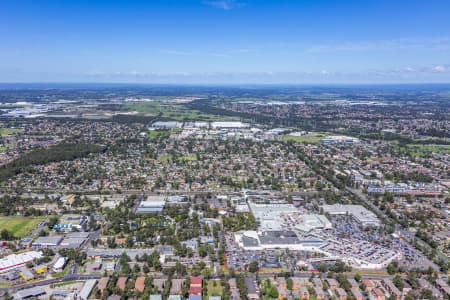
xmin=0 ymin=216 xmax=46 ymax=237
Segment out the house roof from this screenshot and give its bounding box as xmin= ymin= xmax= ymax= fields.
xmin=135 ymin=276 xmax=146 ymax=292
xmin=373 ymin=288 xmax=385 ymax=297
xmin=189 ymin=286 xmax=202 ymax=295
xmin=190 ymin=276 xmax=203 ymax=285
xmin=98 ymin=277 xmax=109 ymax=291
xmin=116 ymin=277 xmax=127 ymax=290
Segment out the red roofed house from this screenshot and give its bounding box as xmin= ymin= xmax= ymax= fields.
xmin=189 ymin=276 xmax=203 ymax=295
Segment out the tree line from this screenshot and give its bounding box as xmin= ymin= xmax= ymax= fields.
xmin=0 ymin=143 xmax=106 ymax=182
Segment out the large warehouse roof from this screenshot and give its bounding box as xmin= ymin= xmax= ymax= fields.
xmin=321 ymin=204 xmax=380 ymax=227
xmin=0 ymin=251 xmax=42 ymax=273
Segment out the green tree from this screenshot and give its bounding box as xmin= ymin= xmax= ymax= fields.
xmin=249 ymin=261 xmax=259 ymax=273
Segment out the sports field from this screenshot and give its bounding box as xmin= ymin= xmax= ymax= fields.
xmin=281 ymin=132 xmax=327 ymax=144
xmin=0 ymin=216 xmax=46 ymax=238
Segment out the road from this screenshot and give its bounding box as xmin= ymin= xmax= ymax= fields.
xmin=1 ymin=274 xmax=102 ymax=294
xmin=26 ymin=219 xmax=49 ymax=239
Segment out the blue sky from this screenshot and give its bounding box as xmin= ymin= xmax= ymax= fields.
xmin=1 ymin=0 xmax=450 ymax=83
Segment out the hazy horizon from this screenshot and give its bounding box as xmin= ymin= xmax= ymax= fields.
xmin=1 ymin=0 xmax=450 ymax=84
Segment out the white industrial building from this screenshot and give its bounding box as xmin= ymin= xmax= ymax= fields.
xmin=79 ymin=279 xmax=97 ymax=300
xmin=211 ymin=121 xmax=249 ymax=129
xmin=0 ymin=251 xmax=42 ymax=273
xmin=53 ymin=257 xmax=67 ymax=272
xmin=248 ymin=201 xmax=331 ymax=232
xmin=136 ymin=195 xmax=167 ymax=214
xmin=151 ymin=121 xmax=182 ymax=129
xmin=235 ymin=230 xmax=329 ymax=252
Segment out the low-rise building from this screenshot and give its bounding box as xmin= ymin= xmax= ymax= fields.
xmin=335 ymin=288 xmax=347 ymax=300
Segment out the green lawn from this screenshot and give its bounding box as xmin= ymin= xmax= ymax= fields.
xmin=281 ymin=132 xmax=327 ymax=144
xmin=207 ymin=280 xmax=223 ymax=297
xmin=0 ymin=128 xmax=21 ymax=136
xmin=178 ymin=155 xmax=197 ymax=161
xmin=403 ymin=144 xmax=450 ymax=157
xmin=157 ymin=155 xmax=197 ymax=162
xmin=148 ymin=130 xmax=171 ymax=140
xmin=158 ymin=154 xmax=173 ymax=161
xmin=0 ymin=216 xmax=46 ymax=238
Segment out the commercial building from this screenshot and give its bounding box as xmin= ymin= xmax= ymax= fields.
xmin=211 ymin=121 xmax=249 ymax=129
xmin=0 ymin=251 xmax=42 ymax=273
xmin=60 ymin=237 xmax=86 ymax=248
xmin=19 ymin=268 xmax=35 ymax=281
xmin=320 ymin=135 xmax=359 ymax=144
xmin=32 ymin=236 xmax=63 ymax=248
xmin=184 ymin=121 xmax=209 ymax=128
xmin=151 ymin=121 xmax=182 ymax=129
xmin=80 ymin=279 xmax=97 ymax=300
xmin=236 ymin=230 xmax=328 ymax=251
xmin=167 ymin=195 xmax=188 ymax=204
xmin=136 ymin=195 xmax=166 ymax=214
xmin=14 ymin=287 xmax=46 ymax=300
xmin=53 ymin=257 xmax=67 ymax=272
xmin=53 ymin=214 xmax=88 ymax=231
xmin=248 ymin=201 xmax=331 ymax=232
xmin=321 ymin=204 xmax=381 ymax=227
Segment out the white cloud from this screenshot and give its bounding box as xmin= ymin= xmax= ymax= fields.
xmin=432 ymin=65 xmax=447 ymax=73
xmin=203 ymin=0 xmax=245 ymax=10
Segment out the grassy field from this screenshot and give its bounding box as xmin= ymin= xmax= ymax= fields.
xmin=178 ymin=155 xmax=197 ymax=161
xmin=0 ymin=216 xmax=46 ymax=237
xmin=281 ymin=132 xmax=327 ymax=144
xmin=403 ymin=144 xmax=450 ymax=157
xmin=158 ymin=154 xmax=173 ymax=161
xmin=157 ymin=155 xmax=197 ymax=162
xmin=390 ymin=141 xmax=450 ymax=157
xmin=352 ymin=269 xmax=388 ymax=276
xmin=148 ymin=130 xmax=171 ymax=140
xmin=125 ymin=102 xmax=238 ymax=121
xmin=207 ymin=280 xmax=223 ymax=297
xmin=0 ymin=128 xmax=21 ymax=136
